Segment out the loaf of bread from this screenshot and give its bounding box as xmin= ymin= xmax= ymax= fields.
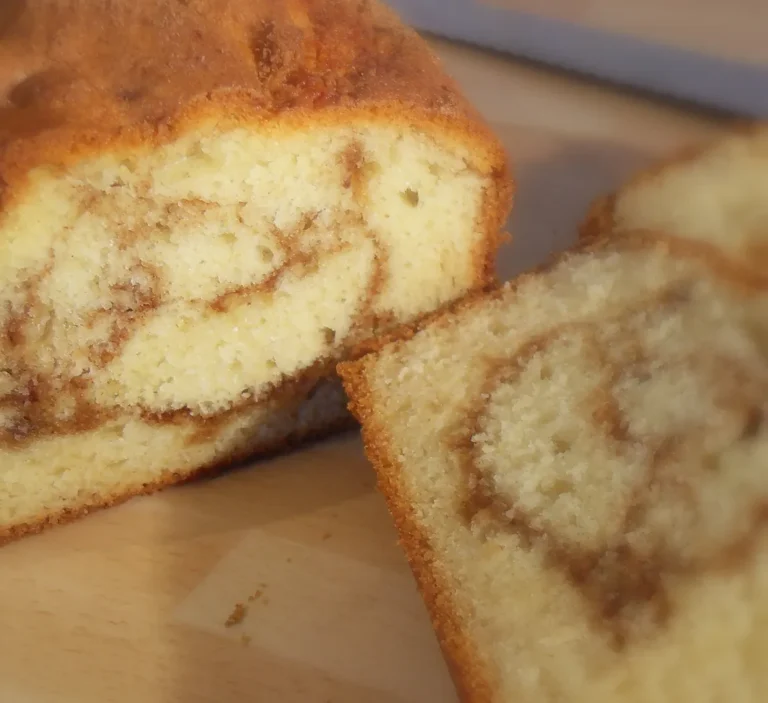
xmin=0 ymin=0 xmax=512 ymax=542
xmin=581 ymin=127 xmax=767 ymax=285
xmin=340 ymin=232 xmax=768 ymax=703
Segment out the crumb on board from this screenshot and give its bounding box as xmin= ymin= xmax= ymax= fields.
xmin=241 ymin=633 xmax=252 ymax=647
xmin=248 ymin=589 xmax=263 ymax=602
xmin=321 ymin=531 xmax=332 ymax=541
xmin=225 ymin=602 xmax=248 ymax=628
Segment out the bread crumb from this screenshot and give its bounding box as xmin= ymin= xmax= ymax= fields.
xmin=225 ymin=602 xmax=247 ymax=628
xmin=248 ymin=589 xmax=263 ymax=602
xmin=240 ymin=633 xmax=252 ymax=646
xmin=322 ymin=531 xmax=332 ymax=540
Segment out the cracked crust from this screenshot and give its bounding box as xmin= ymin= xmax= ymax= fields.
xmin=0 ymin=0 xmax=510 ymax=214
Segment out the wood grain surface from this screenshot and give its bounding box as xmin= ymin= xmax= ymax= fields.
xmin=0 ymin=38 xmax=730 ymax=703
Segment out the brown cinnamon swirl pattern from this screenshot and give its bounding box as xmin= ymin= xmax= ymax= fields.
xmin=341 ymin=229 xmax=768 ymax=702
xmin=460 ymin=275 xmax=768 ymax=649
xmin=0 ymin=194 xmax=380 ymax=450
xmin=0 ymin=120 xmax=503 ymax=540
xmin=0 ymin=0 xmax=513 ymax=543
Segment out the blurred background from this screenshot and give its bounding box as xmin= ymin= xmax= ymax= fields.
xmin=389 ymin=0 xmax=768 ymax=116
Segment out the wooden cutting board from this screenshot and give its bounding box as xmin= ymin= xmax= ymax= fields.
xmin=0 ymin=39 xmax=729 ymax=703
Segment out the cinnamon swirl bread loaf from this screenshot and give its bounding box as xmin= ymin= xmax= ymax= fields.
xmin=581 ymin=126 xmax=768 ymax=285
xmin=340 ymin=233 xmax=768 ymax=703
xmin=0 ymin=0 xmax=512 ymax=541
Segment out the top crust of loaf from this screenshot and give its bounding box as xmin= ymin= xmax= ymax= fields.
xmin=0 ymin=0 xmax=510 ymax=213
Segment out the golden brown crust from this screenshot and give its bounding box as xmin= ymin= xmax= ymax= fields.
xmin=0 ymin=0 xmax=511 ymax=215
xmin=0 ymin=0 xmax=514 ymax=544
xmin=0 ymin=391 xmax=355 ymax=545
xmin=339 ymin=360 xmax=497 ymax=703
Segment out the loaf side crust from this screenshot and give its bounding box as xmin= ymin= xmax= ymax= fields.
xmin=340 ymin=357 xmax=498 ymax=703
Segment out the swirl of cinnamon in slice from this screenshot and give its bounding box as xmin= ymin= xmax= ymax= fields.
xmin=461 ymin=280 xmax=768 ymax=649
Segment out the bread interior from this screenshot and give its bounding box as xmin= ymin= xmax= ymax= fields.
xmin=0 ymin=120 xmax=490 ymax=531
xmin=356 ymin=242 xmax=768 ymax=702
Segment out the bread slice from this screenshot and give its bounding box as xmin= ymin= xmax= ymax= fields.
xmin=580 ymin=126 xmax=768 ymax=286
xmin=339 ymin=232 xmax=768 ymax=703
xmin=0 ymin=0 xmax=512 ymax=542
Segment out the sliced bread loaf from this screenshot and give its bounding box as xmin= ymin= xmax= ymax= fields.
xmin=581 ymin=126 xmax=768 ymax=286
xmin=0 ymin=0 xmax=512 ymax=541
xmin=340 ymin=232 xmax=768 ymax=703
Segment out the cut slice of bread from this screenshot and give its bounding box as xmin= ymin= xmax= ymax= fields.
xmin=0 ymin=0 xmax=513 ymax=542
xmin=339 ymin=232 xmax=768 ymax=703
xmin=580 ymin=126 xmax=768 ymax=285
